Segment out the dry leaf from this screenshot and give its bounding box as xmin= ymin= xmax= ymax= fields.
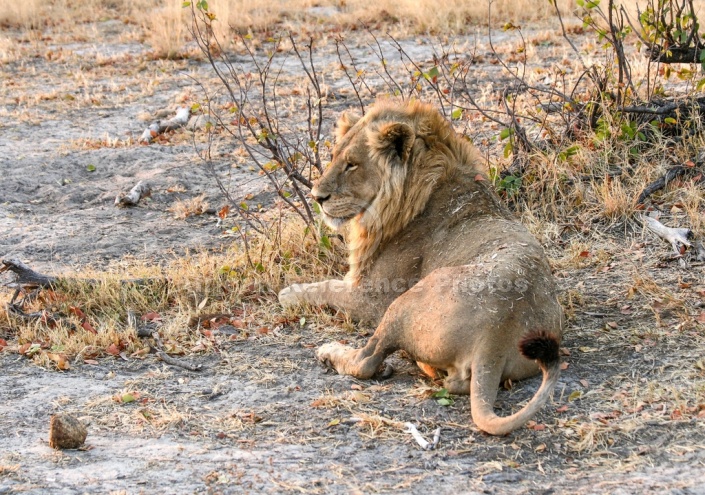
xmin=81 ymin=321 xmax=97 ymax=335
xmin=106 ymin=344 xmax=120 ymax=356
xmin=218 ymin=205 xmax=230 ymax=219
xmin=68 ymin=306 xmax=86 ymax=319
xmin=141 ymin=312 xmax=162 ymax=322
xmin=47 ymin=352 xmax=70 ymax=370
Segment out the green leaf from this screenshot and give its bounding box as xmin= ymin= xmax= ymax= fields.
xmin=86 ymin=164 xmax=96 ymax=172
xmin=664 ymin=117 xmax=677 ymax=124
xmin=423 ymin=66 xmax=440 ymax=82
xmin=433 ymin=388 xmax=450 ymax=398
xmin=319 ymin=235 xmax=332 ymax=250
xmin=26 ymin=343 xmax=41 ymax=356
xmin=299 ymin=317 xmax=306 ymax=327
xmin=182 ymin=1 xmax=191 ymax=7
xmin=312 ymin=202 xmax=321 ymax=214
xmin=254 ymin=262 xmax=265 ymax=273
xmin=122 ymin=393 xmax=136 ymax=403
xmin=239 ymin=202 xmax=249 ymax=211
xmin=437 ymin=398 xmax=453 ymax=406
xmin=568 ymin=390 xmax=583 ymax=401
xmin=499 ymin=128 xmax=513 ymax=140
xmin=451 ymin=108 xmax=463 ymax=120
xmin=503 ymin=141 xmax=513 ymax=158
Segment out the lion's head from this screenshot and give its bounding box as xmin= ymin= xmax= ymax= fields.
xmin=311 ymin=101 xmax=481 ymax=281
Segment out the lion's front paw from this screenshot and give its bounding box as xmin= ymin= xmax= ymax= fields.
xmin=278 ymin=284 xmax=304 ymax=308
xmin=317 ymin=342 xmax=354 ymax=375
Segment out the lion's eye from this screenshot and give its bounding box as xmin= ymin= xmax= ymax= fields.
xmin=345 ymin=162 xmax=358 ymax=172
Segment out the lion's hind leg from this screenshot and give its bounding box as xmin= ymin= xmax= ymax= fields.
xmin=318 ymin=334 xmax=395 ymax=379
xmin=317 ymin=302 xmax=405 ymax=379
xmin=443 ymin=368 xmax=471 ymax=395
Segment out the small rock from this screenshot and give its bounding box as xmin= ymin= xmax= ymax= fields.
xmin=49 ymin=413 xmax=87 ymax=449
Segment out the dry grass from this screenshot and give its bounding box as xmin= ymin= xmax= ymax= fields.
xmin=0 ymin=215 xmax=347 ymax=370
xmin=168 ymin=194 xmax=211 ymax=219
xmin=0 ymin=0 xmax=577 ymax=59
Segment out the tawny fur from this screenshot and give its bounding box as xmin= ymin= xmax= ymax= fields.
xmin=279 ymin=100 xmax=564 ymax=435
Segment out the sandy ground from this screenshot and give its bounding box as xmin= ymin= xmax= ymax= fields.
xmin=2 ymin=18 xmax=705 ymax=495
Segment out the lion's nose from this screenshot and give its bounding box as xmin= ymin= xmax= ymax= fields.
xmin=312 ymin=193 xmax=331 ymax=205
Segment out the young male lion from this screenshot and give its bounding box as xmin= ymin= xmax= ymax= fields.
xmin=279 ymin=100 xmax=564 ymax=435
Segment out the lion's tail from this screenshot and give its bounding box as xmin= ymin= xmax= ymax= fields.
xmin=470 ymin=330 xmax=561 ymax=436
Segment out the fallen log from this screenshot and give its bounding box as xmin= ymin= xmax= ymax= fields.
xmin=637 ymin=165 xmax=691 ymax=205
xmin=647 ymin=46 xmax=703 ymax=64
xmin=0 ymin=259 xmax=58 ymax=290
xmin=138 ymin=106 xmax=190 ymax=144
xmin=2 ymin=259 xmax=167 ymax=309
xmin=115 ymin=180 xmax=152 ymax=207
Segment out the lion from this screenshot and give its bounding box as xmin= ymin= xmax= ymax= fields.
xmin=278 ymin=100 xmax=564 ymax=435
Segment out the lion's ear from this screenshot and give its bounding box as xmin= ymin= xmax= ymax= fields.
xmin=372 ymin=122 xmax=415 ymax=165
xmin=335 ymin=111 xmax=361 ymax=142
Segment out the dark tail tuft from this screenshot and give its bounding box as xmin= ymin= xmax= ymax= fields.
xmin=519 ymin=330 xmax=560 ymax=366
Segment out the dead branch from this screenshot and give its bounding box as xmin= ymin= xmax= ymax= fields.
xmin=1 ymin=259 xmax=58 ymax=290
xmin=151 ymin=331 xmax=202 ymax=372
xmin=2 ymin=260 xmax=164 ymax=291
xmin=647 ymin=46 xmax=703 ymax=63
xmin=404 ymin=423 xmax=441 ymax=450
xmin=115 ymin=180 xmax=152 ymax=207
xmin=138 ymin=106 xmax=191 ymax=144
xmin=695 ymin=241 xmax=705 ymax=261
xmin=642 ymin=215 xmax=693 ymax=257
xmin=636 ymin=165 xmax=691 ymax=204
xmin=2 ymin=259 xmax=167 ymax=310
xmin=621 ymin=97 xmax=705 ymax=116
